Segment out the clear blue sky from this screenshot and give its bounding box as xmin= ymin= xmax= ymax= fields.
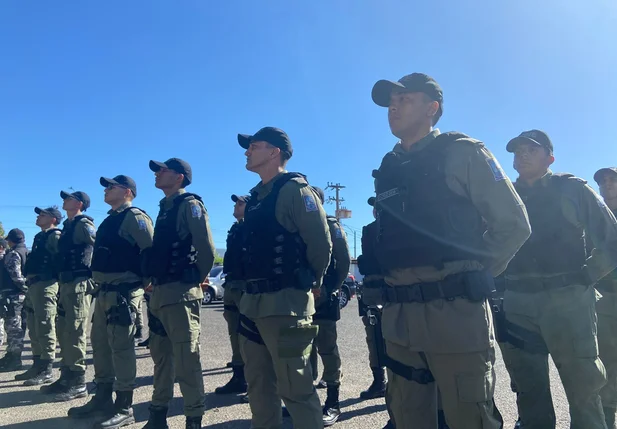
xmin=1 ymin=1 xmax=616 ymax=255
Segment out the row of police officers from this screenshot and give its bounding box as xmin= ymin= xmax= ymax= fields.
xmin=2 ymin=70 xmax=617 ymax=429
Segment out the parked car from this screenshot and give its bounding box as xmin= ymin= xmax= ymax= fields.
xmin=339 ymin=273 xmax=357 ymax=309
xmin=200 ymin=265 xmax=225 ymax=305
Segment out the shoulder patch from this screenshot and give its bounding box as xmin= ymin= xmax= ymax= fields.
xmin=303 ymin=194 xmax=318 ymax=212
xmin=86 ymin=225 xmax=96 ymax=237
xmin=137 ymin=219 xmax=148 ymax=231
xmin=334 ymin=226 xmax=343 ymax=239
xmin=190 ymin=203 xmax=203 ymax=219
xmin=486 ymin=157 xmax=505 ymax=181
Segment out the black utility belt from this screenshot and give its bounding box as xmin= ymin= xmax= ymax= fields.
xmin=363 ymin=278 xmax=387 ymax=289
xmin=505 ymin=272 xmax=587 ymax=293
xmin=153 ymin=267 xmax=200 ymax=286
xmin=245 ymin=278 xmax=306 ymax=295
xmin=100 ymin=282 xmax=142 ymax=293
xmin=59 ymin=269 xmax=91 ymax=283
xmin=27 ymin=274 xmax=57 ymax=286
xmin=383 ymin=270 xmax=493 ymax=304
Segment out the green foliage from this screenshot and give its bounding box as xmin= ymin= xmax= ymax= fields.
xmin=0 ymin=221 xmax=4 ymax=238
xmin=214 ymin=254 xmax=224 ymax=265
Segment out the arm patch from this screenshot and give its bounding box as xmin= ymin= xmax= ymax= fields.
xmin=303 ymin=194 xmax=318 ymax=212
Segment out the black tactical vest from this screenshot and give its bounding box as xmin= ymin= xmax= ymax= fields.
xmin=145 ymin=193 xmax=200 ymax=282
xmin=357 ymin=221 xmax=380 ymax=276
xmin=57 ymin=215 xmax=95 ymax=275
xmin=323 ymin=216 xmax=341 ymax=291
xmin=24 ymin=228 xmax=61 ymax=280
xmin=507 ymin=174 xmax=587 ymax=277
xmin=91 ymin=207 xmax=147 ymax=275
xmin=0 ymin=243 xmax=27 ymax=293
xmin=242 ymin=173 xmax=309 ymax=284
xmin=223 ymin=221 xmax=245 ymax=282
xmin=373 ymin=132 xmax=488 ymax=270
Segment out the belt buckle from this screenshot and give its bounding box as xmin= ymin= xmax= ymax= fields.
xmin=408 ymin=285 xmax=423 ymax=303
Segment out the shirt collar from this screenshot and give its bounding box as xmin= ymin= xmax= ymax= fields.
xmin=159 ymin=188 xmax=186 ymax=207
xmin=392 ymin=129 xmax=441 ymax=154
xmin=108 ymin=201 xmax=132 ymax=215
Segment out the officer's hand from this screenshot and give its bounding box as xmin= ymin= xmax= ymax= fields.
xmin=312 ymin=288 xmax=321 ymax=299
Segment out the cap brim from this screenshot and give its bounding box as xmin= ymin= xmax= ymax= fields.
xmin=237 ymin=134 xmax=252 ymax=149
xmin=371 ymin=80 xmax=406 ymax=107
xmin=149 ymin=160 xmax=167 ymax=172
xmin=231 ymin=194 xmax=239 ymax=202
xmin=100 ymin=177 xmax=119 ymax=187
xmin=60 ymin=190 xmax=71 ymax=200
xmin=594 ymin=168 xmax=617 ymax=184
xmin=506 ymin=136 xmax=543 ymax=153
xmin=367 ymin=197 xmax=376 ymax=207
xmin=34 ymin=207 xmax=44 ymax=215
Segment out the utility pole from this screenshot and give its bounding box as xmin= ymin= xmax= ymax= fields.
xmin=354 ymin=230 xmax=357 ymax=258
xmin=325 ymin=182 xmax=346 ymax=220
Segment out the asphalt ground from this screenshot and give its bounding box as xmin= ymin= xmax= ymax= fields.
xmin=0 ymin=299 xmax=570 ymax=428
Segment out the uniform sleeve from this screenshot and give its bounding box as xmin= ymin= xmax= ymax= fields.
xmin=564 ymin=181 xmax=617 ymax=283
xmin=4 ymin=251 xmax=26 ymax=290
xmin=46 ymin=230 xmax=61 ymax=255
xmin=74 ymin=219 xmax=96 ymax=246
xmin=182 ymin=199 xmax=216 ymax=282
xmin=330 ymin=221 xmax=351 ymax=289
xmin=123 ymin=210 xmax=155 ymax=251
xmin=277 ymin=182 xmax=332 ymax=288
xmin=447 ymin=143 xmax=531 ymax=276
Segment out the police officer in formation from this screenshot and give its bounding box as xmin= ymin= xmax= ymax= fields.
xmin=595 ymin=167 xmax=617 ymax=429
xmin=0 ymin=238 xmax=7 ymax=346
xmin=0 ymin=228 xmax=28 ymax=372
xmin=41 ymin=191 xmax=96 ymax=402
xmin=15 ymin=207 xmax=62 ymax=386
xmin=68 ymin=175 xmax=154 ymax=429
xmin=308 ymin=186 xmax=350 ymax=426
xmin=236 ymin=126 xmax=332 ymax=429
xmin=142 ymin=158 xmax=216 ymax=429
xmin=498 ymin=131 xmax=617 ymax=429
xmin=214 ymin=194 xmax=248 ymax=396
xmin=370 ymin=72 xmax=532 ymax=429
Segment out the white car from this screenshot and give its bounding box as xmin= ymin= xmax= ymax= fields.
xmin=201 ymin=265 xmax=226 ymax=305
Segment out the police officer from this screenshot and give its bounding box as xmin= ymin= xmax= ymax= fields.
xmin=0 ymin=238 xmax=7 ymax=346
xmin=68 ymin=175 xmax=153 ymax=429
xmin=0 ymin=228 xmax=28 ymax=372
xmin=14 ymin=207 xmax=62 ymax=386
xmin=42 ymin=191 xmax=96 ymax=402
xmin=595 ymin=167 xmax=617 ymax=429
xmin=370 ymin=73 xmax=531 ymax=429
xmin=143 ymin=158 xmax=215 ymax=429
xmin=214 ymin=194 xmax=248 ymax=396
xmin=308 ymin=186 xmax=350 ymax=426
xmin=236 ymin=127 xmax=332 ymax=429
xmin=499 ymin=132 xmax=617 ymax=429
xmin=357 ymin=197 xmax=387 ymax=401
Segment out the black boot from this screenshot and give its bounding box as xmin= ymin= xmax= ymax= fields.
xmin=54 ymin=371 xmax=88 ymax=402
xmin=137 ymin=337 xmax=150 ymax=348
xmin=41 ymin=366 xmax=70 ymax=394
xmin=0 ymin=351 xmax=23 ymax=372
xmin=214 ymin=366 xmax=247 ymax=394
xmin=323 ymin=385 xmax=341 ymax=426
xmin=99 ymin=390 xmax=135 ymax=429
xmin=605 ymin=408 xmax=617 ymax=429
xmin=316 ymin=379 xmax=327 ymax=389
xmin=134 ymin=327 xmax=143 ymax=340
xmin=185 ymin=416 xmax=202 ymax=429
xmin=513 ymin=419 xmax=521 ymax=428
xmin=383 ymin=420 xmax=395 ymax=429
xmin=24 ymin=359 xmax=54 ymax=386
xmin=15 ymin=356 xmax=40 ymax=380
xmin=67 ymin=382 xmax=114 ymax=418
xmin=142 ymin=405 xmax=169 ymax=429
xmin=360 ymin=367 xmax=386 ymax=399
xmin=438 ymin=409 xmax=450 ymax=429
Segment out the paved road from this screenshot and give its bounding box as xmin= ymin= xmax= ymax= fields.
xmin=0 ymin=299 xmax=570 ymax=428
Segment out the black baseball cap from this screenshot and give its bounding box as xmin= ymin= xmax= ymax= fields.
xmin=231 ymin=194 xmax=249 ymax=203
xmin=372 ymin=73 xmax=444 ymax=114
xmin=149 ymin=158 xmax=193 ymax=186
xmin=100 ymin=175 xmax=137 ymax=197
xmin=238 ymin=127 xmax=293 ymax=158
xmin=367 ymin=197 xmax=376 ymax=207
xmin=0 ymin=238 xmax=7 ymax=248
xmin=506 ymin=130 xmax=554 ymax=154
xmin=594 ymin=167 xmax=617 ymax=184
xmin=35 ymin=206 xmax=63 ymax=223
xmin=6 ymin=228 xmax=25 ymax=244
xmin=60 ymin=190 xmax=91 ymax=211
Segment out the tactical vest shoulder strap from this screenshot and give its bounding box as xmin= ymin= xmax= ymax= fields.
xmin=431 ymin=131 xmax=483 ymax=151
xmin=273 ymin=172 xmax=307 ymax=193
xmin=75 ymin=214 xmax=95 ymax=224
xmin=128 ymin=206 xmax=152 ymax=221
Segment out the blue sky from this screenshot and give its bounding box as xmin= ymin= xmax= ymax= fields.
xmin=1 ymin=1 xmax=616 ymax=254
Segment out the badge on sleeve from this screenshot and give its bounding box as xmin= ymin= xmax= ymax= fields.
xmin=486 ymin=157 xmax=505 ymax=181
xmin=191 ymin=204 xmax=203 ymax=219
xmin=137 ymin=219 xmax=148 ymax=231
xmin=303 ymin=194 xmax=318 ymax=212
xmin=86 ymin=225 xmax=96 ymax=237
xmin=334 ymin=226 xmax=343 ymax=239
